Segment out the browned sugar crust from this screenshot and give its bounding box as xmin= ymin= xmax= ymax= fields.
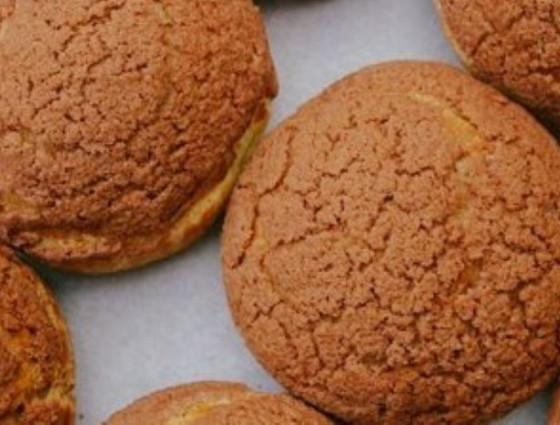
xmin=435 ymin=0 xmax=560 ymax=129
xmin=0 ymin=247 xmax=74 ymax=425
xmin=223 ymin=61 xmax=560 ymax=425
xmin=104 ymin=382 xmax=333 ymax=425
xmin=0 ymin=0 xmax=277 ymax=271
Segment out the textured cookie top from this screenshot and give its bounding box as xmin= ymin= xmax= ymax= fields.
xmin=104 ymin=382 xmax=333 ymax=425
xmin=223 ymin=61 xmax=560 ymax=425
xmin=0 ymin=248 xmax=74 ymax=425
xmin=0 ymin=0 xmax=276 ymax=266
xmin=435 ymin=0 xmax=560 ymax=125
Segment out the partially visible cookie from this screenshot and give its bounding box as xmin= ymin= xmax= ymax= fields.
xmin=0 ymin=247 xmax=75 ymax=425
xmin=103 ymin=382 xmax=333 ymax=425
xmin=549 ymin=385 xmax=560 ymax=425
xmin=434 ymin=0 xmax=560 ymax=130
xmin=0 ymin=0 xmax=277 ymax=273
xmin=222 ymin=61 xmax=560 ymax=424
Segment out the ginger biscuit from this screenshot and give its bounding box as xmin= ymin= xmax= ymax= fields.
xmin=0 ymin=0 xmax=277 ymax=273
xmin=0 ymin=247 xmax=74 ymax=425
xmin=222 ymin=61 xmax=560 ymax=424
xmin=103 ymin=382 xmax=333 ymax=425
xmin=434 ymin=0 xmax=560 ymax=130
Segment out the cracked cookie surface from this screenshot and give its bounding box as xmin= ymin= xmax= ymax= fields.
xmin=435 ymin=0 xmax=560 ymax=129
xmin=0 ymin=247 xmax=74 ymax=425
xmin=104 ymin=382 xmax=333 ymax=425
xmin=0 ymin=0 xmax=277 ymax=272
xmin=222 ymin=61 xmax=560 ymax=425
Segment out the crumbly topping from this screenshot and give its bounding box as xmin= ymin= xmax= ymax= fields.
xmin=437 ymin=0 xmax=560 ymax=127
xmin=223 ymin=62 xmax=560 ymax=424
xmin=0 ymin=0 xmax=277 ymax=264
xmin=0 ymin=248 xmax=74 ymax=425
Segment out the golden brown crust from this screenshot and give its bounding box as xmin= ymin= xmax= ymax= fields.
xmin=434 ymin=0 xmax=560 ymax=129
xmin=222 ymin=61 xmax=560 ymax=425
xmin=0 ymin=247 xmax=74 ymax=425
xmin=0 ymin=0 xmax=277 ymax=273
xmin=103 ymin=382 xmax=333 ymax=425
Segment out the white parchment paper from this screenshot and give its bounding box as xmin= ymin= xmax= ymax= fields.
xmin=45 ymin=0 xmax=553 ymax=423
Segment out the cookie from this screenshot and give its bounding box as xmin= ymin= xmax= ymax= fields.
xmin=434 ymin=0 xmax=560 ymax=130
xmin=549 ymin=385 xmax=560 ymax=425
xmin=222 ymin=61 xmax=560 ymax=424
xmin=0 ymin=0 xmax=277 ymax=273
xmin=103 ymin=381 xmax=333 ymax=425
xmin=0 ymin=247 xmax=75 ymax=425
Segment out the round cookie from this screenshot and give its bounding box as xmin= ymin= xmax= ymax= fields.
xmin=103 ymin=382 xmax=333 ymax=425
xmin=0 ymin=0 xmax=277 ymax=273
xmin=222 ymin=61 xmax=560 ymax=424
xmin=434 ymin=0 xmax=560 ymax=130
xmin=0 ymin=247 xmax=75 ymax=425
